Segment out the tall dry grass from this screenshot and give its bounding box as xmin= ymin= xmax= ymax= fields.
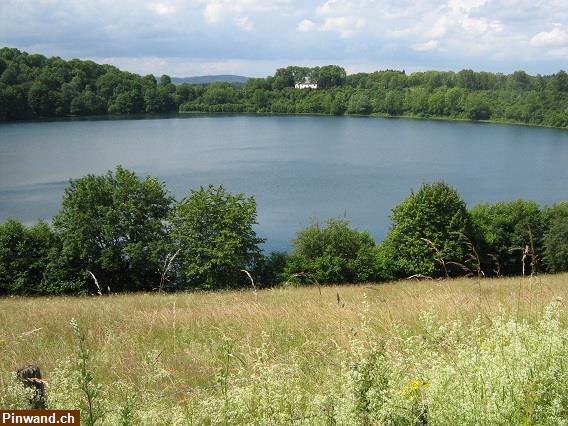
xmin=0 ymin=274 xmax=567 ymax=423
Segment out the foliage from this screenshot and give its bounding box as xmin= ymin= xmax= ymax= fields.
xmin=1 ymin=164 xmax=568 ymax=295
xmin=471 ymin=200 xmax=545 ymax=276
xmin=1 ymin=47 xmax=567 ymax=129
xmin=254 ymin=251 xmax=288 ymax=287
xmin=284 ymin=218 xmax=379 ymax=284
xmin=69 ymin=318 xmax=105 ymax=426
xmin=543 ymin=202 xmax=568 ymax=273
xmin=0 ymin=219 xmax=55 ymax=295
xmin=379 ymin=182 xmax=473 ymax=279
xmin=49 ymin=166 xmax=173 ymax=293
xmin=171 ymin=185 xmax=264 ymax=290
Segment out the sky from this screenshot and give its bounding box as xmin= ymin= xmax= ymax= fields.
xmin=1 ymin=0 xmax=567 ymax=77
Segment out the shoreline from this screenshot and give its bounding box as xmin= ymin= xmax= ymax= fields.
xmin=1 ymin=111 xmax=567 ymax=131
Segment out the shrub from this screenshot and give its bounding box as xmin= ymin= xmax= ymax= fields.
xmin=254 ymin=251 xmax=288 ymax=287
xmin=333 ymin=303 xmax=568 ymax=425
xmin=471 ymin=200 xmax=545 ymax=276
xmin=283 ymin=218 xmax=379 ymax=284
xmin=543 ymin=202 xmax=568 ymax=273
xmin=379 ymin=182 xmax=473 ymax=279
xmin=171 ymin=185 xmax=264 ymax=290
xmin=49 ymin=166 xmax=173 ymax=293
xmin=0 ymin=219 xmax=55 ymax=295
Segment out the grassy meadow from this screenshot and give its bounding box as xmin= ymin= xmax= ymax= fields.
xmin=2 ymin=274 xmax=568 ymax=424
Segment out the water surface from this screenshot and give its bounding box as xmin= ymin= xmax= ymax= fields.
xmin=1 ymin=114 xmax=567 ymax=251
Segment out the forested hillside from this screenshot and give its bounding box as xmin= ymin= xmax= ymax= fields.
xmin=0 ymin=47 xmax=567 ymax=127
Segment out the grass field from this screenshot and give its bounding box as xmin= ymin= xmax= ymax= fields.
xmin=1 ymin=274 xmax=568 ymax=424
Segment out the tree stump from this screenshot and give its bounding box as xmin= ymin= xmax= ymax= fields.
xmin=17 ymin=365 xmax=47 ymax=409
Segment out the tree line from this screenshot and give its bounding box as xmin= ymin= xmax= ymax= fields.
xmin=1 ymin=47 xmax=567 ymax=128
xmin=1 ymin=167 xmax=567 ymax=295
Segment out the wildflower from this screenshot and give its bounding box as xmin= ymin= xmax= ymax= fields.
xmin=400 ymin=378 xmax=428 ymax=397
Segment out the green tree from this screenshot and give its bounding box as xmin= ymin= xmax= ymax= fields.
xmin=159 ymin=74 xmax=172 ymax=87
xmin=50 ymin=166 xmax=173 ymax=293
xmin=407 ymin=87 xmax=429 ymax=114
xmin=254 ymin=251 xmax=288 ymax=287
xmin=471 ymin=200 xmax=545 ymax=276
xmin=28 ymin=81 xmax=59 ymax=116
xmin=251 ymin=88 xmax=270 ymax=110
xmin=171 ymin=185 xmax=264 ymax=290
xmin=379 ymin=182 xmax=473 ymax=279
xmin=284 ymin=218 xmax=379 ymax=284
xmin=445 ymin=87 xmax=465 ymax=116
xmin=273 ymin=66 xmax=311 ymax=89
xmin=384 ymin=91 xmax=404 ymax=115
xmin=0 ymin=219 xmax=55 ymax=295
xmin=542 ymin=202 xmax=568 ymax=273
xmin=428 ymin=89 xmax=447 ymax=116
xmin=465 ymin=92 xmax=492 ymax=120
xmin=203 ymin=83 xmax=237 ymax=105
xmin=2 ymin=85 xmax=26 ymax=119
xmin=347 ymin=91 xmax=372 ymax=114
xmin=70 ymin=88 xmax=106 ymax=115
xmin=314 ymin=65 xmax=347 ymax=89
xmin=543 ymin=217 xmax=568 ymax=273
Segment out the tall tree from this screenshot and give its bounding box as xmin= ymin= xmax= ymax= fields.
xmin=50 ymin=166 xmax=173 ymax=293
xmin=379 ymin=182 xmax=473 ymax=278
xmin=171 ymin=185 xmax=264 ymax=290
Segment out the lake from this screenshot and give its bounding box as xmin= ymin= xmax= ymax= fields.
xmin=1 ymin=114 xmax=567 ymax=251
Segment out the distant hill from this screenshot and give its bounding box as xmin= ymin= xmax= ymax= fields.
xmin=171 ymin=75 xmax=251 ymax=85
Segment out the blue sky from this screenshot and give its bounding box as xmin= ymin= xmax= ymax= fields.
xmin=1 ymin=0 xmax=566 ymax=77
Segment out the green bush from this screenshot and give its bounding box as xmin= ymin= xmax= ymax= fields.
xmin=543 ymin=202 xmax=568 ymax=273
xmin=171 ymin=185 xmax=264 ymax=290
xmin=379 ymin=182 xmax=473 ymax=279
xmin=284 ymin=218 xmax=379 ymax=284
xmin=0 ymin=219 xmax=55 ymax=295
xmin=471 ymin=200 xmax=545 ymax=276
xmin=49 ymin=166 xmax=173 ymax=293
xmin=254 ymin=251 xmax=288 ymax=287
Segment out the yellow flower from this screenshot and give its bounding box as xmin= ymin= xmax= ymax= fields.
xmin=400 ymin=378 xmax=428 ymax=397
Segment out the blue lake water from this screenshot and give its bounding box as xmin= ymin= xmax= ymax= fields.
xmin=1 ymin=114 xmax=567 ymax=251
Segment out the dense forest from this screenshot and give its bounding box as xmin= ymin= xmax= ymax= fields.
xmin=1 ymin=167 xmax=567 ymax=295
xmin=0 ymin=47 xmax=567 ymax=128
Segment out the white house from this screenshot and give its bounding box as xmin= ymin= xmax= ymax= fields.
xmin=294 ymin=79 xmax=318 ymax=89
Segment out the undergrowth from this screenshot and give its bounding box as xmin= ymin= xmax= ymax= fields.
xmin=1 ymin=295 xmax=567 ymax=425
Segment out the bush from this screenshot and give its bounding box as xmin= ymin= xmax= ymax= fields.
xmin=0 ymin=219 xmax=55 ymax=295
xmin=283 ymin=218 xmax=379 ymax=284
xmin=379 ymin=182 xmax=473 ymax=279
xmin=543 ymin=202 xmax=568 ymax=273
xmin=171 ymin=185 xmax=264 ymax=290
xmin=471 ymin=200 xmax=545 ymax=276
xmin=254 ymin=251 xmax=288 ymax=288
xmin=49 ymin=166 xmax=173 ymax=293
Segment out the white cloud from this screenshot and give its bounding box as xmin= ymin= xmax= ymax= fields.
xmin=298 ymin=0 xmax=367 ymax=38
xmin=147 ymin=2 xmax=176 ymax=16
xmin=448 ymin=0 xmax=488 ymax=13
xmin=297 ymin=19 xmax=316 ymax=32
xmin=1 ymin=0 xmax=567 ymax=75
xmin=320 ymin=16 xmax=365 ymax=38
xmin=412 ymin=39 xmax=439 ymax=51
xmin=529 ymin=25 xmax=568 ymax=47
xmin=235 ymin=16 xmax=255 ymax=31
xmin=548 ymin=47 xmax=568 ymax=57
xmin=203 ymin=3 xmax=224 ymax=23
xmin=426 ymin=16 xmax=450 ymax=39
xmin=202 ymin=0 xmax=288 ymax=31
xmin=316 ymin=0 xmax=361 ymax=17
